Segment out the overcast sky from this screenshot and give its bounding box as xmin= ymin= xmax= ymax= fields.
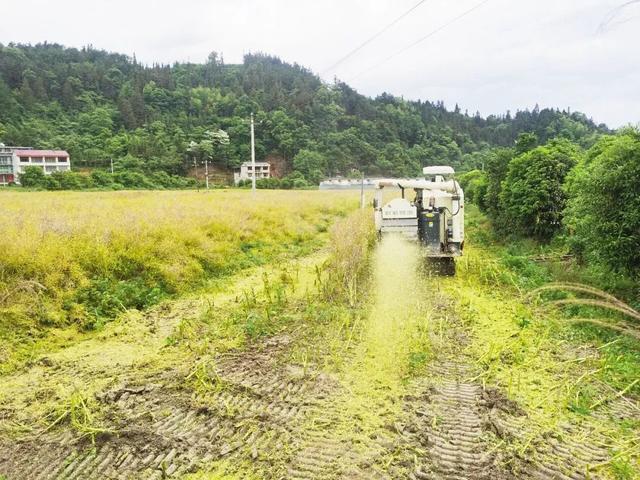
xmin=2 ymin=0 xmax=639 ymax=127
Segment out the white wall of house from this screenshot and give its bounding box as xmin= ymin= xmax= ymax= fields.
xmin=13 ymin=151 xmax=71 ymax=184
xmin=234 ymin=162 xmax=271 ymax=184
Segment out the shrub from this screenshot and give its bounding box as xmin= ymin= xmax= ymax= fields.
xmin=293 ymin=149 xmax=326 ymax=184
xmin=499 ymin=139 xmax=579 ymax=241
xmin=19 ymin=165 xmax=46 ymax=187
xmin=114 ymin=171 xmax=156 ymax=189
xmin=256 ymin=178 xmax=282 ymax=189
xmin=17 ymin=165 xmax=194 ymax=191
xmin=74 ymin=278 xmax=163 ymax=328
xmin=52 ymin=171 xmax=90 ymax=190
xmin=458 ymin=169 xmax=488 ymax=209
xmin=90 ymin=169 xmax=114 ymax=187
xmin=565 ymin=129 xmax=640 ymax=276
xmin=285 ymin=171 xmax=309 ymax=188
xmin=237 ymin=173 xmax=310 ymax=190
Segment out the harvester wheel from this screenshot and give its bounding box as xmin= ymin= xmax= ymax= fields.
xmin=426 ymin=257 xmax=456 ymax=276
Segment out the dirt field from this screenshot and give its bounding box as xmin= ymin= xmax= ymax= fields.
xmin=0 ymin=213 xmax=638 ymax=479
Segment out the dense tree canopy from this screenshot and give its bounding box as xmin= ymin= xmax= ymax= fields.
xmin=0 ymin=43 xmax=608 ymax=182
xmin=565 ymin=129 xmax=640 ymax=276
xmin=499 ymin=139 xmax=580 ymax=240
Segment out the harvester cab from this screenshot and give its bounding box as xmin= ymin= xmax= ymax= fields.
xmin=373 ymin=166 xmax=464 ymax=270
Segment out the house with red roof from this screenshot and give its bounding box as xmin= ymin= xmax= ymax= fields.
xmin=0 ymin=145 xmax=72 ymax=185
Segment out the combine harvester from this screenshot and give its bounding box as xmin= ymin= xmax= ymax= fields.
xmin=373 ymin=166 xmax=464 ymax=275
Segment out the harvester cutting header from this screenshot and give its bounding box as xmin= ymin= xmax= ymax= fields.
xmin=373 ymin=166 xmax=464 ymax=271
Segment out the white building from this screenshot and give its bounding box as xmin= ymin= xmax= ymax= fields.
xmin=0 ymin=145 xmax=16 ymax=185
xmin=0 ymin=144 xmax=33 ymax=186
xmin=12 ymin=149 xmax=71 ymax=184
xmin=234 ymin=161 xmax=270 ymax=185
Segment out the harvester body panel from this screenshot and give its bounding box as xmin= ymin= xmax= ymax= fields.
xmin=373 ymin=166 xmax=464 ymax=258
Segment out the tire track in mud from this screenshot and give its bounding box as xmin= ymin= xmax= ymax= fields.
xmin=403 ymin=284 xmax=637 ymax=479
xmin=407 ymin=328 xmax=622 ymax=479
xmin=285 ymin=400 xmax=394 ymax=480
xmin=0 ymin=254 xmax=334 ymax=480
xmin=408 ymin=361 xmax=501 ymax=480
xmin=488 ymin=402 xmax=632 ymax=479
xmin=0 ymin=336 xmax=337 ymax=479
xmin=284 ymin=359 xmax=510 ymax=480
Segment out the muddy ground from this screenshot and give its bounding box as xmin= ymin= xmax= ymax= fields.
xmin=0 ymin=240 xmax=637 ymax=479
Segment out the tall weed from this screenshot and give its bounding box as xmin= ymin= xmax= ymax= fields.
xmin=318 ymin=209 xmax=375 ymax=306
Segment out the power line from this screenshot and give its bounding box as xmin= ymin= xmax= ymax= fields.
xmin=349 ymin=0 xmax=492 ymax=81
xmin=597 ymin=0 xmax=640 ymax=33
xmin=322 ymin=0 xmax=430 ymax=75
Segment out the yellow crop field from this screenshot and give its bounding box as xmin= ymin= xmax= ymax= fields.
xmin=0 ymin=189 xmax=356 ymax=349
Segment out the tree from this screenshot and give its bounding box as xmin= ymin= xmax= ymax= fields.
xmin=61 ymin=77 xmax=81 ymax=109
xmin=188 ymin=129 xmax=230 ymax=164
xmin=0 ymin=77 xmax=19 ymax=120
xmin=205 ymin=129 xmax=230 ymax=149
xmin=19 ymin=166 xmax=46 ymax=187
xmin=499 ymin=139 xmax=579 ymax=240
xmin=458 ymin=169 xmax=488 ymax=209
xmin=19 ymin=77 xmax=35 ymax=108
xmin=565 ymin=129 xmax=640 ymax=275
xmin=515 ymin=132 xmax=538 ymax=154
xmin=91 ymin=170 xmax=115 ymax=187
xmin=293 ymin=149 xmax=326 ymax=183
xmin=482 ymin=148 xmax=514 ymax=220
xmin=51 ymin=171 xmax=87 ymax=189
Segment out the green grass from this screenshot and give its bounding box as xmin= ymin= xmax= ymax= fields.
xmin=448 ymin=204 xmax=640 ymax=477
xmin=45 ymin=389 xmax=111 ymax=444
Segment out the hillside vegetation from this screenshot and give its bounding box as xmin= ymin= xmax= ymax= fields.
xmin=0 ymin=43 xmax=608 ymax=185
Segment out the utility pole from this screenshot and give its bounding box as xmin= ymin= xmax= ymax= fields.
xmin=110 ymin=158 xmax=114 ymax=175
xmin=204 ymin=157 xmax=209 ymax=190
xmin=193 ymin=157 xmax=199 ymax=192
xmin=360 ymin=173 xmax=365 ymax=209
xmin=250 ymin=112 xmax=256 ymax=194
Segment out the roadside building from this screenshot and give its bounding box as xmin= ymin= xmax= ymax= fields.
xmin=234 ymin=161 xmax=270 ymax=185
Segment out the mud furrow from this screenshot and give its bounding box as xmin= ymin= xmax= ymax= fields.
xmin=0 ymin=336 xmax=333 ymax=479
xmin=489 ymin=402 xmax=613 ymax=478
xmin=407 ymin=362 xmax=503 ymax=480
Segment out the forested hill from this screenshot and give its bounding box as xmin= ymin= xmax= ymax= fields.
xmin=0 ymin=43 xmax=609 ymax=182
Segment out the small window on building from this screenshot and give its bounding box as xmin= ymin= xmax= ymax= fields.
xmin=58 ymin=156 xmax=69 ymax=163
xmin=20 ymin=157 xmax=30 ymax=163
